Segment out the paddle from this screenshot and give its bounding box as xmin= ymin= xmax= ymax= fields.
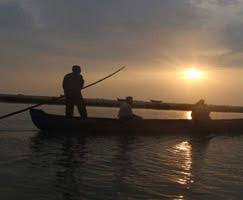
xmin=0 ymin=66 xmax=125 ymax=120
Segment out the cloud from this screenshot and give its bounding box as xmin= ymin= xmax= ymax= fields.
xmin=0 ymin=1 xmax=34 ymax=29
xmin=1 ymin=0 xmax=243 ymax=70
xmin=0 ymin=0 xmax=207 ymax=68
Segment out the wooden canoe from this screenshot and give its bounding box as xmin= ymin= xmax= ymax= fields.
xmin=30 ymin=109 xmax=243 ymax=135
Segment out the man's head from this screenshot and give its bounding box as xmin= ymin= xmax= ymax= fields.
xmin=72 ymin=65 xmax=81 ymax=74
xmin=197 ymin=99 xmax=205 ymax=105
xmin=125 ymin=96 xmax=133 ymax=105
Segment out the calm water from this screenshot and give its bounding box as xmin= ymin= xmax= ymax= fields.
xmin=0 ymin=103 xmax=243 ymax=200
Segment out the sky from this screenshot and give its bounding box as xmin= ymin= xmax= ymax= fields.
xmin=1 ymin=0 xmax=243 ymax=105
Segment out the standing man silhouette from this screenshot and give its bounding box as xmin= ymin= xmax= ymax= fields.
xmin=63 ymin=65 xmax=88 ymax=118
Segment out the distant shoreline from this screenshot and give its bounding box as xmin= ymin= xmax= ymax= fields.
xmin=1 ymin=93 xmax=243 ymax=113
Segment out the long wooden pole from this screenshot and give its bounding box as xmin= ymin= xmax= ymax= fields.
xmin=0 ymin=66 xmax=125 ymax=120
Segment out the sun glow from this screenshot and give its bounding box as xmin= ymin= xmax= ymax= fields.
xmin=184 ymin=69 xmax=203 ymax=80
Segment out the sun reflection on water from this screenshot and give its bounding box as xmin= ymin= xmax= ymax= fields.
xmin=172 ymin=141 xmax=193 ymax=186
xmin=184 ymin=111 xmax=192 ymax=120
xmin=173 ymin=196 xmax=184 ymax=200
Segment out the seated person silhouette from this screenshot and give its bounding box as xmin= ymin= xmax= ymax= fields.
xmin=191 ymin=99 xmax=211 ymax=124
xmin=118 ymin=96 xmax=143 ymax=120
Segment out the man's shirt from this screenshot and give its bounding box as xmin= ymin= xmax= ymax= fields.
xmin=63 ymin=73 xmax=84 ymax=96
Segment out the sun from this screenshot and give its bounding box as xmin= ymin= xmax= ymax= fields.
xmin=184 ymin=68 xmax=203 ymax=80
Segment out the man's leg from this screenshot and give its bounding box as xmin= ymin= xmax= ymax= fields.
xmin=65 ymin=100 xmax=74 ymax=117
xmin=76 ymin=100 xmax=88 ymax=119
xmin=132 ymin=114 xmax=143 ymax=120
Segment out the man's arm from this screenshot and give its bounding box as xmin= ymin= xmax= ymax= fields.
xmin=80 ymin=75 xmax=84 ymax=89
xmin=62 ymin=75 xmax=67 ymax=90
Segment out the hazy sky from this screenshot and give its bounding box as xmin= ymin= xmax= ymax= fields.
xmin=1 ymin=0 xmax=243 ymax=105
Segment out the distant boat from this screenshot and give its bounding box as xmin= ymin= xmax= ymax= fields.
xmin=30 ymin=109 xmax=243 ymax=135
xmin=150 ymin=100 xmax=163 ymax=104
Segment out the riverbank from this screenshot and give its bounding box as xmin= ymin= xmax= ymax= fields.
xmin=1 ymin=93 xmax=243 ymax=113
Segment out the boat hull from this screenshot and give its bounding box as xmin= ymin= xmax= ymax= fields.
xmin=30 ymin=109 xmax=243 ymax=135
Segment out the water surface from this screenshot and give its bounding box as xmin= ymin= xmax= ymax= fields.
xmin=0 ymin=103 xmax=243 ymax=200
